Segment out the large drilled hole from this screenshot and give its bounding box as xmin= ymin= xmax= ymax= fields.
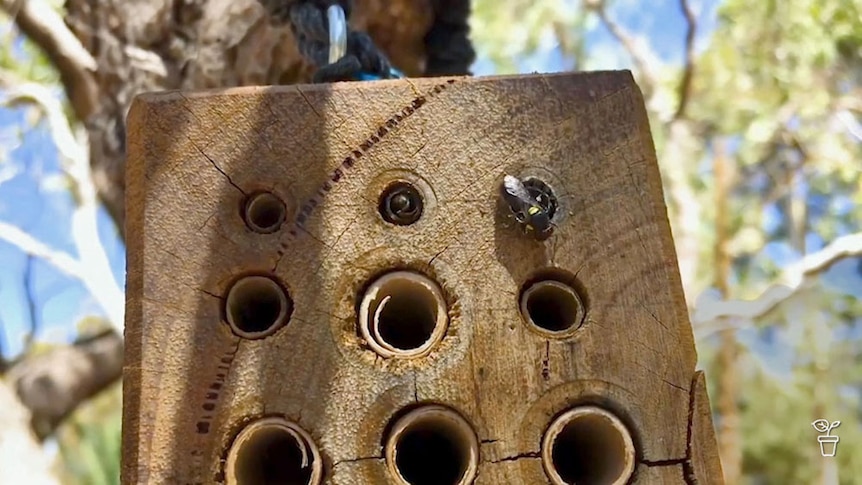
xmin=379 ymin=181 xmax=424 ymax=226
xmin=225 ymin=276 xmax=292 ymax=339
xmin=358 ymin=271 xmax=448 ymax=358
xmin=385 ymin=405 xmax=479 ymax=485
xmin=243 ymin=192 xmax=287 ymax=233
xmin=225 ymin=417 xmax=322 ymax=485
xmin=520 ymin=280 xmax=585 ymax=336
xmin=542 ymin=406 xmax=636 ymax=485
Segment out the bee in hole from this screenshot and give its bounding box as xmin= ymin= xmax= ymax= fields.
xmin=500 ymin=174 xmax=556 ymax=241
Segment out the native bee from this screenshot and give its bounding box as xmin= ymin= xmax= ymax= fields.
xmin=500 ymin=174 xmax=557 ymax=241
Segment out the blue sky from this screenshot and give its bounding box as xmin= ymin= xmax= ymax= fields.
xmin=0 ymin=0 xmax=858 ymax=361
xmin=0 ymin=105 xmax=125 ymax=355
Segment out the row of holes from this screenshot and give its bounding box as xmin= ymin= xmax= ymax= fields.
xmin=224 ymin=270 xmax=586 ymax=354
xmin=234 ymin=181 xmax=585 ymax=349
xmin=225 ymin=404 xmax=636 ymax=485
xmin=242 ymin=181 xmax=425 ymax=235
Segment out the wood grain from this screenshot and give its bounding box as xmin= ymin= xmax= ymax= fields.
xmin=123 ymin=71 xmax=723 ymax=484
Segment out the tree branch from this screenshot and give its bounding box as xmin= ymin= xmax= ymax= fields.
xmin=693 ymin=232 xmax=862 ymax=328
xmin=1 ymin=0 xmax=99 ymax=121
xmin=0 ymin=220 xmax=85 ymax=276
xmin=672 ymin=0 xmax=697 ymax=120
xmin=0 ymin=76 xmax=124 ymax=331
xmin=586 ymin=0 xmax=658 ymax=93
xmin=22 ymin=255 xmax=37 ymax=348
xmin=5 ymin=330 xmax=123 ymax=439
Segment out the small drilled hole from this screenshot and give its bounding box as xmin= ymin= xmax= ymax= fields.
xmin=225 ymin=276 xmax=292 ymax=338
xmin=358 ymin=271 xmax=448 ymax=358
xmin=244 ymin=192 xmax=286 ymax=233
xmin=542 ymin=406 xmax=636 ymax=485
xmin=520 ymin=280 xmax=584 ymax=335
xmin=386 ymin=405 xmax=479 ymax=485
xmin=379 ymin=181 xmax=424 ymax=226
xmin=225 ymin=417 xmax=322 ymax=485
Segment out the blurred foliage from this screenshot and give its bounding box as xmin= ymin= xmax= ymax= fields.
xmin=0 ymin=15 xmax=59 ymax=85
xmin=1 ymin=0 xmax=860 ymax=483
xmin=471 ymin=0 xmax=589 ymax=72
xmin=54 ymin=382 xmax=122 ymax=485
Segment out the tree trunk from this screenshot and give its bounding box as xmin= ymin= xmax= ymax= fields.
xmin=713 ymin=138 xmax=742 ymax=483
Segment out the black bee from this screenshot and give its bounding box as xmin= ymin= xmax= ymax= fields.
xmin=500 ymin=174 xmax=556 ymax=241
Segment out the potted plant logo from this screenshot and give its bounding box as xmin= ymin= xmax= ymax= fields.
xmin=811 ymin=419 xmax=840 ymax=457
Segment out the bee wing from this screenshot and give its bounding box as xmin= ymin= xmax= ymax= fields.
xmin=502 ymin=175 xmax=535 ymax=206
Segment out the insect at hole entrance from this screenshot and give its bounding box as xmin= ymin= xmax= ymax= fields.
xmin=500 ymin=174 xmax=561 ymax=241
xmin=521 ymin=177 xmax=559 ymax=220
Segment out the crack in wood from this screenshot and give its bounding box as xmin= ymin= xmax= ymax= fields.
xmin=332 ymin=456 xmax=383 ymax=467
xmin=190 ymin=141 xmax=246 ymax=196
xmin=489 ymin=451 xmax=540 ymax=464
xmin=683 ymin=372 xmax=700 ymax=484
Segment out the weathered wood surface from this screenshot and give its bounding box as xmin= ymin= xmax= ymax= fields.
xmin=124 ymin=71 xmax=723 ymax=484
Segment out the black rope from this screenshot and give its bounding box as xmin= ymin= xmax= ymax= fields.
xmin=257 ymin=0 xmax=475 ymax=82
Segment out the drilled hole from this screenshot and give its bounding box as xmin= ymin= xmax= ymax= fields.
xmin=542 ymin=406 xmax=636 ymax=485
xmin=358 ymin=271 xmax=448 ymax=358
xmin=379 ymin=181 xmax=424 ymax=226
xmin=520 ymin=280 xmax=585 ymax=335
xmin=385 ymin=405 xmax=479 ymax=485
xmin=244 ymin=192 xmax=286 ymax=233
xmin=225 ymin=276 xmax=292 ymax=339
xmin=225 ymin=417 xmax=322 ymax=485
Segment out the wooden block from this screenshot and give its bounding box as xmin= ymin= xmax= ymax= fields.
xmin=123 ymin=71 xmax=723 ymax=484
